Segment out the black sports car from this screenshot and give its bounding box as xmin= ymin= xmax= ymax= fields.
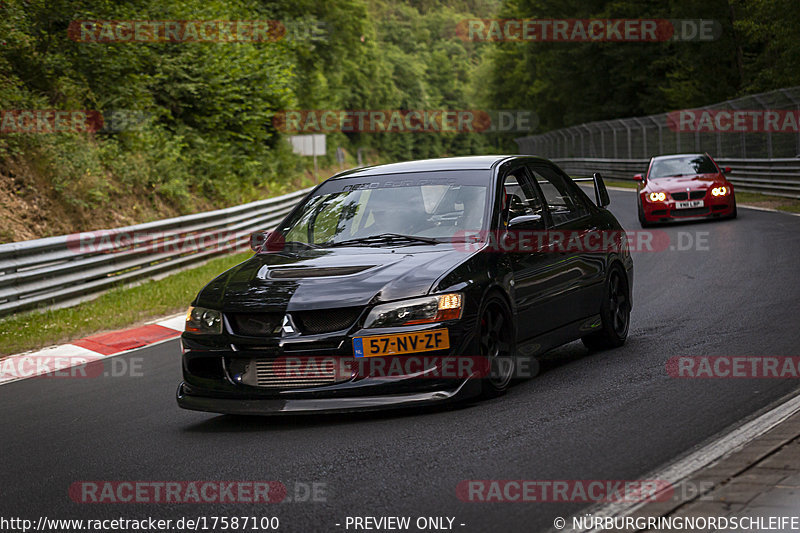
xmin=177 ymin=156 xmax=633 ymax=415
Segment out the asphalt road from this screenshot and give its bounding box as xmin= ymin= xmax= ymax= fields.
xmin=2 ymin=188 xmax=800 ymax=533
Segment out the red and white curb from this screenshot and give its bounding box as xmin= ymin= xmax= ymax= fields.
xmin=0 ymin=313 xmax=184 ymax=386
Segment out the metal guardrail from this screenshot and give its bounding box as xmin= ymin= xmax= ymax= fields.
xmin=551 ymin=157 xmax=800 ymax=199
xmin=0 ymin=187 xmax=312 ymax=318
xmin=516 ymin=87 xmax=800 ymax=160
xmin=2 ymin=152 xmax=798 ymax=319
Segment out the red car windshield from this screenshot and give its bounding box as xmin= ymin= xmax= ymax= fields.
xmin=649 ymin=155 xmax=718 ymax=178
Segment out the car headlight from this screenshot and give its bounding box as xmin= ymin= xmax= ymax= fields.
xmin=648 ymin=192 xmax=666 ymax=202
xmin=364 ymin=293 xmax=463 ymax=328
xmin=711 ymin=186 xmax=729 ymax=196
xmin=185 ymin=306 xmax=222 ymax=334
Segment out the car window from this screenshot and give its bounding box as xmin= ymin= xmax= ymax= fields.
xmin=281 ymin=172 xmax=489 ymax=243
xmin=649 ymin=155 xmax=718 ymax=178
xmin=502 ymin=170 xmax=544 ymax=224
xmin=528 ymin=165 xmax=589 ymax=226
xmin=286 ymin=192 xmax=363 ymax=244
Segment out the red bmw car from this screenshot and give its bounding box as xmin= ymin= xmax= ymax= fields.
xmin=635 ymin=153 xmax=737 ymax=227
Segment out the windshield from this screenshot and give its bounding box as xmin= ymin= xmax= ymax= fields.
xmin=649 ymin=155 xmax=718 ymax=178
xmin=278 ymin=171 xmax=490 ymax=246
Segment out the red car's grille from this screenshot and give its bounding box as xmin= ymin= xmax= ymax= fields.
xmin=672 ymin=207 xmax=710 ymax=217
xmin=671 ymin=190 xmax=707 ymax=201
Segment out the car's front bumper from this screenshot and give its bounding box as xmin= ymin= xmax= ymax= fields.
xmin=177 ymin=318 xmax=483 ymax=415
xmin=176 ymin=377 xmax=481 ymax=415
xmin=642 ymin=194 xmax=735 ymax=222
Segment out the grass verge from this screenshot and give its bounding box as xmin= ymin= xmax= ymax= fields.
xmin=733 ymin=191 xmax=800 ymax=213
xmin=0 ymin=251 xmax=252 ymax=357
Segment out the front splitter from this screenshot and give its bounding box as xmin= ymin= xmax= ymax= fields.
xmin=176 ymin=377 xmax=482 ymax=416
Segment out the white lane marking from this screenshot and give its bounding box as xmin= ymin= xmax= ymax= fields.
xmin=738 ymin=204 xmax=800 ymax=216
xmin=154 ymin=313 xmax=185 ymax=331
xmin=0 ymin=344 xmax=99 ymax=385
xmin=568 ymin=390 xmax=800 ymax=532
xmin=578 ymin=184 xmax=635 ymax=193
xmin=0 ymin=312 xmax=184 ymax=387
xmin=0 ymin=335 xmax=182 ymax=387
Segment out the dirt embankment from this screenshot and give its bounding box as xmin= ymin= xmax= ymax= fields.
xmin=0 ymin=160 xmax=332 ymax=244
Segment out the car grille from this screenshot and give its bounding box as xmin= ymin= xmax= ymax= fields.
xmin=228 ymin=307 xmax=362 ymax=336
xmin=293 ymin=307 xmax=362 ymax=334
xmin=229 ymin=313 xmax=283 ymax=336
xmin=252 ymin=357 xmax=350 ymax=388
xmin=671 ymin=190 xmax=707 ymax=201
xmin=672 ymin=207 xmax=710 ymax=217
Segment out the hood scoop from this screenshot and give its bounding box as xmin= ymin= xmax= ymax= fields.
xmin=266 ymin=265 xmax=375 ymax=279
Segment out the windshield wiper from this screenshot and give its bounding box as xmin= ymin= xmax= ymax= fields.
xmin=281 ymin=240 xmax=321 ymax=249
xmin=326 ymin=233 xmax=440 ymax=247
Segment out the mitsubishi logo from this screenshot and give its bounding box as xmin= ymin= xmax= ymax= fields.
xmin=276 ymin=314 xmax=296 ymax=335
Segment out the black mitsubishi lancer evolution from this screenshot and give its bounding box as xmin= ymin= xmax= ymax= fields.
xmin=177 ymin=155 xmax=633 ymax=415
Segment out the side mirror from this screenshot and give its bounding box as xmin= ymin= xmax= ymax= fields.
xmin=508 ymin=214 xmax=543 ymax=229
xmin=250 ymin=230 xmax=285 ymax=252
xmin=592 ymin=172 xmax=611 ymax=208
xmin=633 ymin=173 xmax=644 ymax=182
xmin=723 ymin=166 xmax=731 ymax=174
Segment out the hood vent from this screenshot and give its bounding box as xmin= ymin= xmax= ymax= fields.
xmin=268 ymin=265 xmax=374 ymax=279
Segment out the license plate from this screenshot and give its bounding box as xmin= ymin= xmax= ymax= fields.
xmin=353 ymin=329 xmax=450 ymax=357
xmin=675 ymin=200 xmax=704 ymax=209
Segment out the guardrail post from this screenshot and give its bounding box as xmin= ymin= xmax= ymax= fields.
xmin=600 ymin=127 xmax=606 ymax=158
xmin=633 ymin=117 xmax=646 ymax=158
xmin=623 ymin=120 xmax=632 ymax=159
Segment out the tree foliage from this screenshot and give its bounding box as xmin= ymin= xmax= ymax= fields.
xmin=0 ymin=0 xmax=796 ymax=229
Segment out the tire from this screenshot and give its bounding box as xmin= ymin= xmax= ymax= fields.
xmin=582 ymin=266 xmax=631 ymax=351
xmin=477 ymin=294 xmax=516 ymax=398
xmin=730 ymin=198 xmax=737 ymax=219
xmin=637 ymin=199 xmax=651 ymax=228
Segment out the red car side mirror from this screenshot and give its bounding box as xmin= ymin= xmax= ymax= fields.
xmin=723 ymin=167 xmax=732 ymax=174
xmin=633 ymin=174 xmax=644 ymax=182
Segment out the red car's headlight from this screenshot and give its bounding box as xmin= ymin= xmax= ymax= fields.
xmin=711 ymin=186 xmax=730 ymax=196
